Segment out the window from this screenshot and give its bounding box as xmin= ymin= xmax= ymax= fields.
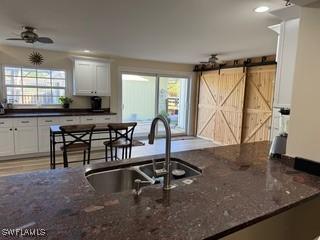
xmin=3 ymin=66 xmax=66 ymax=105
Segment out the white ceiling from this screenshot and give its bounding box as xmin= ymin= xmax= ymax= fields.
xmin=0 ymin=0 xmax=286 ymax=64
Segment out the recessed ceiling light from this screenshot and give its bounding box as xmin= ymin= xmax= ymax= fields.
xmin=254 ymin=6 xmax=270 ymax=13
xmin=83 ymin=50 xmax=91 ymax=53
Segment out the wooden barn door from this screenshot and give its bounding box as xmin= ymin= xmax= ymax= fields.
xmin=197 ymin=68 xmax=246 ymax=145
xmin=197 ymin=71 xmax=219 ymax=141
xmin=241 ymin=65 xmax=276 ymax=143
xmin=213 ymin=68 xmax=246 ymax=145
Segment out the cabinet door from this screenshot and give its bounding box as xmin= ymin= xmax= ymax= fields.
xmin=14 ymin=127 xmax=38 ymax=155
xmin=274 ymin=19 xmax=300 ymax=108
xmin=95 ymin=63 xmax=111 ymax=96
xmin=74 ymin=60 xmax=96 ymax=96
xmin=38 ymin=126 xmax=53 ymax=152
xmin=0 ymin=128 xmax=15 ymax=156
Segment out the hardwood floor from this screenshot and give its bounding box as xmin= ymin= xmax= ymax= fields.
xmin=0 ymin=137 xmax=218 ymax=177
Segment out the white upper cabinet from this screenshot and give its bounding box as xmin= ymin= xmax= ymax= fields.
xmin=272 ymin=19 xmax=300 ymax=108
xmin=73 ymin=58 xmax=111 ymax=96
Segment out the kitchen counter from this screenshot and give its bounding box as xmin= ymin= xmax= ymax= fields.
xmin=0 ymin=142 xmax=320 ymax=239
xmin=0 ymin=108 xmax=116 ymax=118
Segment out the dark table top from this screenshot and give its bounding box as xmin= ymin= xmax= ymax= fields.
xmin=50 ymin=123 xmax=110 ymax=134
xmin=0 ymin=142 xmax=319 ymax=240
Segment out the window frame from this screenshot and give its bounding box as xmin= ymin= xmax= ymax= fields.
xmin=1 ymin=65 xmax=67 ymax=108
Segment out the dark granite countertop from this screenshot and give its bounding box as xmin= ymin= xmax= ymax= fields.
xmin=0 ymin=108 xmax=117 ymax=118
xmin=0 ymin=142 xmax=320 ymax=240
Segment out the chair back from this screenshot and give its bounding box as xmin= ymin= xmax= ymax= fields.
xmin=59 ymin=124 xmax=96 ymax=149
xmin=108 ymin=122 xmax=137 ymax=145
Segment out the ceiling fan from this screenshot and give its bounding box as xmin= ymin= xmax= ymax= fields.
xmin=6 ymin=26 xmax=54 ymax=44
xmin=200 ymin=54 xmax=224 ymax=65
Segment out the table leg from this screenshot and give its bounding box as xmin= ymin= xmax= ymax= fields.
xmin=52 ymin=133 xmax=56 ymax=169
xmin=50 ymin=130 xmax=53 ymax=169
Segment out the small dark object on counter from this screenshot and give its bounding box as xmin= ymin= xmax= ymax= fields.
xmin=0 ymin=102 xmax=5 ymax=115
xmin=279 ymin=108 xmax=290 ymax=115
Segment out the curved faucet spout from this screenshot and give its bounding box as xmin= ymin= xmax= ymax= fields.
xmin=148 ymin=115 xmax=172 ymax=190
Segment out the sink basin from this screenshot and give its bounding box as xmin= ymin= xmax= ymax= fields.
xmin=86 ymin=168 xmax=151 ymax=194
xmin=139 ymin=159 xmax=201 ymax=184
xmin=86 ymin=158 xmax=201 ymax=194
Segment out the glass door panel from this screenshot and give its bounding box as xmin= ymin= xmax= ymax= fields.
xmin=158 ymin=76 xmax=188 ymax=135
xmin=122 ymin=73 xmax=156 ymax=136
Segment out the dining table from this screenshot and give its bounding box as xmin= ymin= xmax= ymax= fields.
xmin=49 ymin=123 xmax=111 ymax=169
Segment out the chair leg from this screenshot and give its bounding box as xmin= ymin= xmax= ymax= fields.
xmin=105 ymin=145 xmax=108 ymax=162
xmin=87 ymin=148 xmax=91 ymax=164
xmin=63 ymin=151 xmax=68 ymax=168
xmin=115 ymin=147 xmax=118 ymax=160
xmin=125 ymin=147 xmax=128 ymax=159
xmin=83 ymin=150 xmax=86 ymax=165
xmin=110 ymin=146 xmax=114 ymax=161
xmin=129 ymin=146 xmax=132 ymax=158
xmin=122 ymin=147 xmax=124 ymax=159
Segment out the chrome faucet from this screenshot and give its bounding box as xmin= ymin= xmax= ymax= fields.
xmin=148 ymin=115 xmax=172 ymax=191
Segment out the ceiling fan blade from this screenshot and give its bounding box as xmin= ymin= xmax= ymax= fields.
xmin=37 ymin=37 xmax=54 ymax=44
xmin=6 ymin=38 xmax=24 ymax=41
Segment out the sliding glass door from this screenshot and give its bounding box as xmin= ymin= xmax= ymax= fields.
xmin=122 ymin=73 xmax=157 ymax=136
xmin=121 ymin=73 xmax=189 ymax=137
xmin=158 ymin=76 xmax=188 ymax=135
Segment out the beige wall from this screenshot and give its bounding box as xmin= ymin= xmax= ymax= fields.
xmin=0 ymin=45 xmax=196 ymax=133
xmin=287 ymin=7 xmax=320 ymax=161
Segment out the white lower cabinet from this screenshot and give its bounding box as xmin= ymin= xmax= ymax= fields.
xmin=0 ymin=114 xmax=117 ymax=158
xmin=0 ymin=127 xmax=15 ymax=156
xmin=14 ymin=127 xmax=38 ymax=154
xmin=0 ymin=118 xmax=38 ymax=157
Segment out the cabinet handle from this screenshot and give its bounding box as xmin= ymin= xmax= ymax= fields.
xmin=21 ymin=121 xmax=30 ymax=123
xmin=87 ymin=119 xmax=93 ymax=121
xmin=9 ymin=128 xmax=12 ymax=131
xmin=14 ymin=128 xmax=17 ymax=131
xmin=66 ymin=120 xmax=73 ymax=122
xmin=45 ymin=120 xmax=53 ymax=123
xmin=0 ymin=122 xmax=4 ymax=125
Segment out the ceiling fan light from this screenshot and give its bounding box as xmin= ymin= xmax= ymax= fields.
xmin=254 ymin=6 xmax=270 ymax=13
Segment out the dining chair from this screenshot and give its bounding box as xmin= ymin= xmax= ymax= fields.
xmin=104 ymin=122 xmax=137 ymax=161
xmin=59 ymin=124 xmax=96 ymax=167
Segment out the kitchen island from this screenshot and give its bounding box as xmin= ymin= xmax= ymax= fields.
xmin=0 ymin=142 xmax=319 ymax=239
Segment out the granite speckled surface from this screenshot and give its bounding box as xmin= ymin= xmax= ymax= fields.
xmin=0 ymin=142 xmax=319 ymax=240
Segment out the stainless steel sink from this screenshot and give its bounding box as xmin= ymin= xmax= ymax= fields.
xmin=86 ymin=159 xmax=201 ymax=194
xmin=139 ymin=159 xmax=201 ymax=184
xmin=86 ymin=168 xmax=151 ymax=194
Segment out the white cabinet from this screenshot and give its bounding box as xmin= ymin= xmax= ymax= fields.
xmin=0 ymin=118 xmax=39 ymax=156
xmin=38 ymin=117 xmax=61 ymax=153
xmin=73 ymin=59 xmax=111 ymax=97
xmin=60 ymin=116 xmax=80 ymax=125
xmin=273 ymin=19 xmax=300 ymax=108
xmin=14 ymin=127 xmax=38 ymax=154
xmin=0 ymin=114 xmax=118 ymax=158
xmin=0 ymin=119 xmax=15 ymax=156
xmin=13 ymin=118 xmax=38 ymax=155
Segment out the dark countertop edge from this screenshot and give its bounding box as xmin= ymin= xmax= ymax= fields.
xmin=0 ymin=111 xmax=117 ymax=118
xmin=205 ymin=194 xmax=320 ymax=240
